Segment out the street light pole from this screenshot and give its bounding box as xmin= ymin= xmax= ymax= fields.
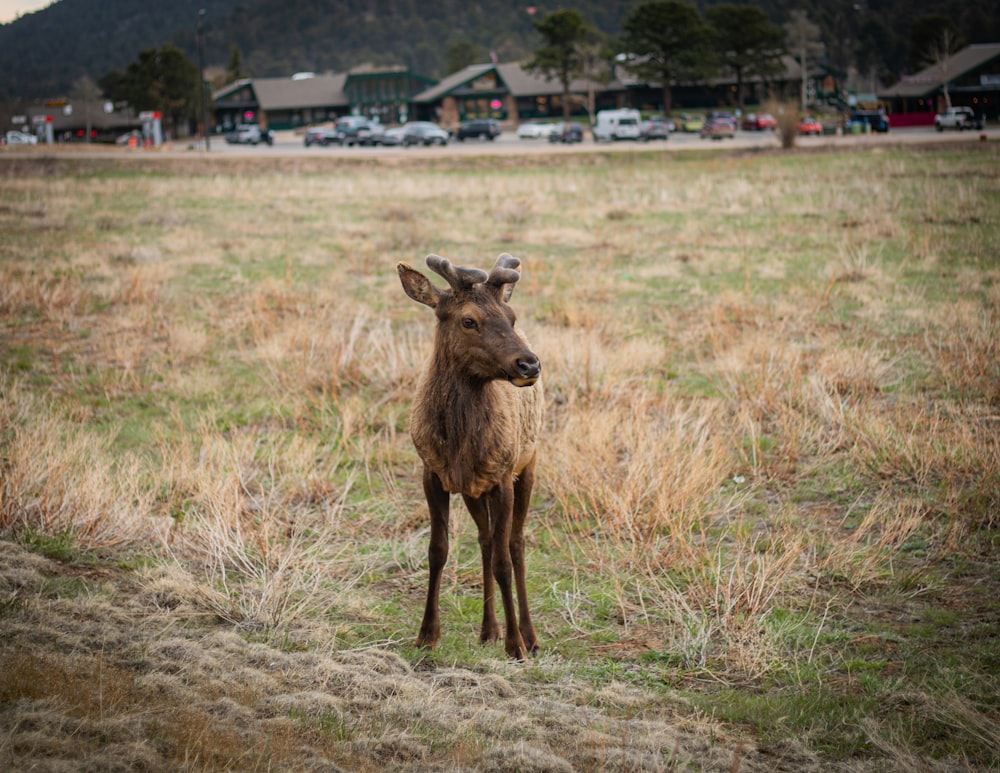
xmin=197 ymin=8 xmax=210 ymax=151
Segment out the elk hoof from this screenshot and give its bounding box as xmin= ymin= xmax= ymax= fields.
xmin=505 ymin=637 xmax=529 ymax=661
xmin=480 ymin=624 xmax=500 ymax=645
xmin=416 ymin=625 xmax=440 ymax=650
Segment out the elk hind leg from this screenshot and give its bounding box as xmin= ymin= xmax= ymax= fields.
xmin=464 ymin=494 xmax=500 ymax=645
xmin=511 ymin=455 xmax=540 ymax=654
xmin=489 ymin=482 xmax=528 ymax=660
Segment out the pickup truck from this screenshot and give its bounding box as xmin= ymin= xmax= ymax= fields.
xmin=935 ymin=107 xmax=983 ymax=131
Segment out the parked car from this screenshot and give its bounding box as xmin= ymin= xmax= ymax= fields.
xmin=400 ymin=121 xmax=449 ymax=146
xmin=548 ymin=122 xmax=584 ymax=143
xmin=639 ymin=116 xmax=670 ymax=141
xmin=303 ymin=126 xmax=340 ymax=147
xmin=224 ymin=124 xmax=272 ymax=145
xmin=381 ymin=126 xmax=407 ymax=146
xmin=516 ymin=122 xmax=557 ymax=140
xmin=700 ymin=113 xmax=736 ymax=140
xmin=456 ymin=118 xmax=501 ymax=141
xmin=4 ymin=130 xmax=39 ymax=145
xmin=742 ymin=113 xmax=776 ymax=131
xmin=679 ymin=113 xmax=704 ymax=133
xmin=336 ymin=116 xmax=385 ymax=146
xmin=934 ymin=106 xmax=983 ymax=131
xmin=849 ymin=109 xmax=889 ymax=133
xmin=798 ymin=116 xmax=823 ymax=135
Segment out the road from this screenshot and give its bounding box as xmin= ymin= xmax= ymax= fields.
xmin=3 ymin=124 xmax=995 ymax=160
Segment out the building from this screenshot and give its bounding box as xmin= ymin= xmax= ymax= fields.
xmin=879 ymin=43 xmax=1000 ymax=126
xmin=18 ymin=98 xmax=141 ymax=143
xmin=213 ymin=74 xmax=345 ymax=131
xmin=212 ymin=68 xmax=434 ymax=132
xmin=411 ymin=57 xmax=811 ymax=127
xmin=410 ymin=62 xmax=619 ymax=125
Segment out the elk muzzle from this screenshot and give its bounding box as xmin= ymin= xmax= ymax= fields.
xmin=507 ymin=353 xmax=541 ymax=387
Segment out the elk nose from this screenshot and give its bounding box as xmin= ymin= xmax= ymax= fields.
xmin=516 ymin=356 xmax=541 ymax=380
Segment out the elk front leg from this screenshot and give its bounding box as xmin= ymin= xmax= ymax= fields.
xmin=489 ymin=479 xmax=528 ymax=660
xmin=511 ymin=454 xmax=540 ymax=654
xmin=463 ymin=494 xmax=500 ymax=645
xmin=417 ymin=468 xmax=450 ymax=650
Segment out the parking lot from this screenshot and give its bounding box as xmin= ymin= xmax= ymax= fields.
xmin=198 ymin=122 xmax=996 ymax=158
xmin=3 ymin=123 xmax=994 ymax=160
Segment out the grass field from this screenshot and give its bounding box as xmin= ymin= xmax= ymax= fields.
xmin=1 ymin=143 xmax=998 ymax=771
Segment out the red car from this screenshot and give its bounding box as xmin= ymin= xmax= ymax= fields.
xmin=742 ymin=112 xmax=776 ymax=131
xmin=798 ymin=117 xmax=822 ymax=135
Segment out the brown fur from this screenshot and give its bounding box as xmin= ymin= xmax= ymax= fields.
xmin=397 ymin=253 xmax=543 ymax=659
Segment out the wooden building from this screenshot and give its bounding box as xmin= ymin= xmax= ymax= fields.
xmin=212 ymin=67 xmax=433 ymax=132
xmin=410 ymin=62 xmax=616 ymax=126
xmin=879 ymin=43 xmax=1000 ymax=126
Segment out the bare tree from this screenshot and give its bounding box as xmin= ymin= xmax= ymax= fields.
xmin=576 ymin=31 xmax=614 ymax=125
xmin=784 ymin=10 xmax=824 ymax=112
xmin=71 ymin=75 xmax=102 ymax=144
xmin=923 ymin=28 xmax=962 ymax=110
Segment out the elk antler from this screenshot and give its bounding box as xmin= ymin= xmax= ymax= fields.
xmin=426 ymin=254 xmax=487 ymax=291
xmin=487 ymin=253 xmax=521 ymax=302
xmin=487 ymin=253 xmax=521 ymax=287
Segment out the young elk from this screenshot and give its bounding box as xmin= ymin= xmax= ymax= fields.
xmin=397 ymin=253 xmax=543 ymax=660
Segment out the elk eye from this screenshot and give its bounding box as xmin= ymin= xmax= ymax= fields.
xmin=462 ymin=317 xmax=478 ymax=330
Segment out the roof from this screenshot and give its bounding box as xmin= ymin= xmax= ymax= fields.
xmin=496 ymin=62 xmax=607 ymax=97
xmin=213 ymin=74 xmax=348 ymax=110
xmin=412 ymin=62 xmax=615 ymax=103
xmin=879 ymin=43 xmax=1000 ymax=99
xmin=412 ymin=64 xmax=495 ymax=102
xmin=251 ymin=74 xmax=348 ymax=110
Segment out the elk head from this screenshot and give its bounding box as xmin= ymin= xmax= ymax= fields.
xmin=397 ymin=253 xmax=541 ymax=387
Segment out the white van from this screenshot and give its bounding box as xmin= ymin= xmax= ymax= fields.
xmin=592 ymin=109 xmax=642 ymax=142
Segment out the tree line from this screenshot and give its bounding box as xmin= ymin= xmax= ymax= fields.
xmin=527 ymin=2 xmax=790 ymax=118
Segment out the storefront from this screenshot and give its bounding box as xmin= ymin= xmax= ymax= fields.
xmin=212 ymin=68 xmax=434 ymax=131
xmin=412 ymin=62 xmax=613 ymax=127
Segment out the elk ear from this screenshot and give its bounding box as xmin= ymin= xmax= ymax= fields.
xmin=397 ymin=263 xmax=441 ymax=308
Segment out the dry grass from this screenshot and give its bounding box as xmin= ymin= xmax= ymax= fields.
xmin=1 ymin=144 xmax=998 ymax=770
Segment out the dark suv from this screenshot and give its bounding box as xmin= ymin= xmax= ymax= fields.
xmin=335 ymin=116 xmax=385 ymax=146
xmin=456 ymin=118 xmax=501 ymax=141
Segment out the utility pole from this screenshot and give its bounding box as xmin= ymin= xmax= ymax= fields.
xmin=197 ymin=8 xmax=210 ymax=150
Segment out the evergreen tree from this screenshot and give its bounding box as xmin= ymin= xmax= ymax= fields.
xmin=621 ymin=0 xmax=713 ymax=114
xmin=226 ymin=44 xmax=247 ymax=82
xmin=525 ymin=9 xmax=593 ymax=120
xmin=446 ymin=41 xmax=482 ymax=75
xmin=705 ymin=4 xmax=786 ymax=109
xmin=99 ymin=45 xmax=200 ymax=136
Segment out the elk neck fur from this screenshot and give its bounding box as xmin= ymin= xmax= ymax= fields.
xmin=410 ymin=332 xmax=543 ymax=499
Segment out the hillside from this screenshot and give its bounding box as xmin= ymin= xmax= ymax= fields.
xmin=2 ymin=0 xmax=999 ymax=102
xmin=0 ymin=0 xmax=238 ymax=100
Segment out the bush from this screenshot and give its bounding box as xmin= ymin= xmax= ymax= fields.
xmin=768 ymin=99 xmax=800 ymax=149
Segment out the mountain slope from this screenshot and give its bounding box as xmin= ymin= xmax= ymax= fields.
xmin=0 ymin=0 xmax=238 ymax=99
xmin=2 ymin=0 xmax=998 ymax=102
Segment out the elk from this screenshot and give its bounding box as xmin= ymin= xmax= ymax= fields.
xmin=396 ymin=253 xmax=543 ymax=660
